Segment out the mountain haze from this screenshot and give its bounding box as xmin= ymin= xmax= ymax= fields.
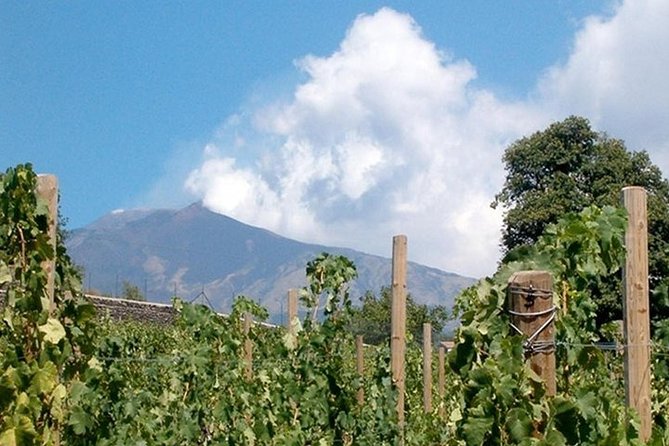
xmin=66 ymin=203 xmax=475 ymax=323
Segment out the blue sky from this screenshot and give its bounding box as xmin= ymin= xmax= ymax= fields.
xmin=2 ymin=1 xmax=668 ymax=277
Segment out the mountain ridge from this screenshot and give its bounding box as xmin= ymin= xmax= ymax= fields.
xmin=66 ymin=202 xmax=475 ymax=323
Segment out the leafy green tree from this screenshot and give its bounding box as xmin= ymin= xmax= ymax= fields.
xmin=492 ymin=116 xmax=669 ymax=325
xmin=348 ymin=286 xmax=449 ymax=345
xmin=120 ymin=280 xmax=145 ymax=301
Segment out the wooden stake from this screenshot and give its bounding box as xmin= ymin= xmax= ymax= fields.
xmin=438 ymin=345 xmax=445 ymax=419
xmin=391 ymin=234 xmax=407 ymax=429
xmin=423 ymin=323 xmax=432 ymax=413
xmin=36 ymin=174 xmax=58 ymax=314
xmin=622 ymin=186 xmax=651 ymax=442
xmin=356 ymin=335 xmax=364 ymax=405
xmin=243 ymin=312 xmax=253 ymax=380
xmin=287 ymin=288 xmax=298 ymax=333
xmin=508 ymin=270 xmax=556 ymax=396
xmin=36 ymin=174 xmax=59 ymax=446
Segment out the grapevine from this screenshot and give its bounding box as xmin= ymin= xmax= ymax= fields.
xmin=2 ymin=163 xmax=669 ymax=445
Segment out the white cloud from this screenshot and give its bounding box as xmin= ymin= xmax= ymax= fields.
xmin=185 ymin=8 xmax=542 ymax=277
xmin=539 ymin=0 xmax=669 ymax=171
xmin=184 ymin=1 xmax=669 ymax=278
xmin=185 ymin=155 xmax=284 ymax=232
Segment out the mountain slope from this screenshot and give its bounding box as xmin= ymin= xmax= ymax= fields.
xmin=67 ymin=203 xmax=475 ymax=322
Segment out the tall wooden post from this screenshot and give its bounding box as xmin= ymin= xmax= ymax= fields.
xmin=287 ymin=289 xmax=298 ymax=334
xmin=36 ymin=174 xmax=59 ymax=446
xmin=243 ymin=312 xmax=253 ymax=380
xmin=391 ymin=235 xmax=407 ymax=429
xmin=438 ymin=345 xmax=445 ymax=418
xmin=508 ymin=271 xmax=556 ymax=396
xmin=422 ymin=323 xmax=432 ymax=413
xmin=36 ymin=174 xmax=58 ymax=314
xmin=622 ymin=186 xmax=651 ymax=442
xmin=356 ymin=335 xmax=365 ymax=405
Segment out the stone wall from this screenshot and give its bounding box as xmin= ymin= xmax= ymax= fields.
xmin=88 ymin=295 xmax=177 ymax=325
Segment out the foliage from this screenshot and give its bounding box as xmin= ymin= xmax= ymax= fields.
xmin=492 ymin=115 xmax=669 ymax=325
xmin=65 ymin=256 xmax=402 ymax=445
xmin=348 ymin=286 xmax=450 ymax=346
xmin=3 ymin=162 xmax=669 ymax=445
xmin=0 ymin=164 xmax=96 ymax=444
xmin=447 ymin=205 xmax=667 ymax=445
xmin=120 ymin=280 xmax=145 ymax=301
xmin=301 ymin=252 xmax=357 ymax=322
xmin=65 ymin=204 xmax=667 ymax=445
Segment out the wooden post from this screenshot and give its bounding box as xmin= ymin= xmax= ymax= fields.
xmin=622 ymin=186 xmax=651 ymax=442
xmin=422 ymin=323 xmax=432 ymax=413
xmin=356 ymin=335 xmax=365 ymax=405
xmin=36 ymin=175 xmax=59 ymax=446
xmin=243 ymin=312 xmax=253 ymax=380
xmin=508 ymin=271 xmax=556 ymax=396
xmin=36 ymin=174 xmax=58 ymax=314
xmin=287 ymin=289 xmax=298 ymax=333
xmin=438 ymin=345 xmax=445 ymax=418
xmin=391 ymin=234 xmax=407 ymax=429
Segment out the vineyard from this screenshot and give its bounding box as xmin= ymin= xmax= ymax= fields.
xmin=2 ymin=163 xmax=669 ymax=445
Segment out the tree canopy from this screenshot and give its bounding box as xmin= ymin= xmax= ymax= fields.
xmin=348 ymin=286 xmax=449 ymax=345
xmin=492 ymin=116 xmax=669 ymax=325
xmin=120 ymin=280 xmax=145 ymax=301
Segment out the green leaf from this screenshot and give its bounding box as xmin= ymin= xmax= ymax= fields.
xmin=68 ymin=406 xmax=93 ymax=435
xmin=38 ymin=318 xmax=66 ymax=344
xmin=0 ymin=261 xmax=10 ymax=284
xmin=542 ymin=429 xmax=567 ymax=446
xmin=506 ymin=408 xmax=533 ymax=442
xmin=552 ymin=396 xmax=576 ymax=415
xmin=575 ymin=390 xmax=598 ymax=419
xmin=0 ymin=366 xmax=19 ymax=396
xmin=462 ymin=415 xmax=494 ymax=445
xmin=49 ymin=383 xmax=67 ymax=420
xmin=30 ymin=361 xmax=58 ymax=395
xmin=282 ymin=319 xmax=301 ymax=350
xmin=35 ymin=197 xmax=49 ymax=218
xmin=2 ymin=307 xmax=14 ymax=330
xmin=242 ymin=426 xmax=256 ymax=445
xmin=0 ymin=415 xmax=37 ymax=446
xmin=87 ymin=357 xmax=103 ymax=372
xmin=0 ymin=428 xmax=18 ymax=446
xmin=551 ymin=396 xmax=580 ymax=443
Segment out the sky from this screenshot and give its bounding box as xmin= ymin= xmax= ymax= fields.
xmin=2 ymin=0 xmax=669 ymax=278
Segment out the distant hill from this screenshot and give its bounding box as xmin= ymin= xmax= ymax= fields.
xmin=66 ymin=202 xmax=475 ymax=324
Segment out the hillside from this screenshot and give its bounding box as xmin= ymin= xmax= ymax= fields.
xmin=66 ymin=202 xmax=475 ymax=323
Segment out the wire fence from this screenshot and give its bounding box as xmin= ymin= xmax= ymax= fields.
xmin=90 ymin=339 xmax=669 ymax=364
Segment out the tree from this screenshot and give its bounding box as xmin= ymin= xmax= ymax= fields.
xmin=492 ymin=116 xmax=669 ymax=325
xmin=120 ymin=280 xmax=145 ymax=301
xmin=348 ymin=286 xmax=449 ymax=345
